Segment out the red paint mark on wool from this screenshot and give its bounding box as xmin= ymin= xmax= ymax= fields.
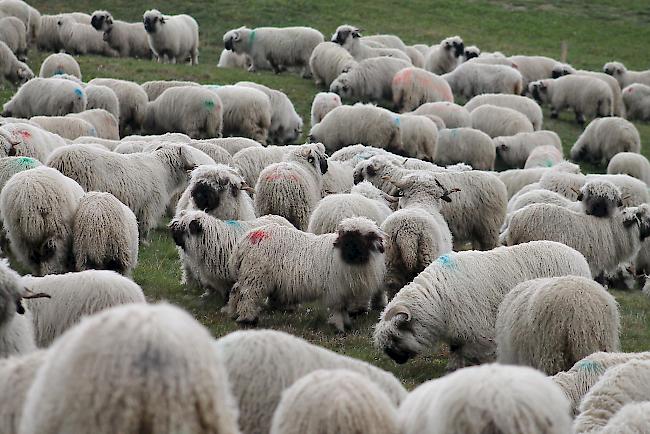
xmin=248 ymin=230 xmax=269 ymax=245
xmin=18 ymin=130 xmax=31 ymax=140
xmin=264 ymin=172 xmax=298 ymax=181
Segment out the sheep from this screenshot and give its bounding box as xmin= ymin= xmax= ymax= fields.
xmin=254 ymin=144 xmax=328 ymax=230
xmin=2 ymin=77 xmax=86 ymax=118
xmin=19 ymin=303 xmax=241 ymax=434
xmin=330 ymin=25 xmax=411 ymax=63
xmin=112 ymin=140 xmax=147 ymax=154
xmin=464 ymin=93 xmax=543 ymax=130
xmin=208 ymin=137 xmax=261 ymax=156
xmin=308 ymin=104 xmax=403 ymax=154
xmin=0 ymin=350 xmax=46 ymax=433
xmin=404 ymin=46 xmax=425 ymax=68
xmin=141 ymin=80 xmax=200 ymax=101
xmin=232 ymin=144 xmax=296 ymax=186
xmin=424 ymin=36 xmax=464 ymax=74
xmin=398 ymin=364 xmax=572 ymax=434
xmin=496 ymin=276 xmax=620 ymax=375
xmin=322 ymin=158 xmax=354 ymax=194
xmin=270 ymin=369 xmax=399 ymax=434
xmin=374 ymin=241 xmax=591 ymax=368
xmin=411 ymin=101 xmax=471 ymax=128
xmin=170 ymin=211 xmax=290 ymax=297
xmin=622 ymin=83 xmax=650 ymax=120
xmin=508 ymin=54 xmax=562 ymax=88
xmin=90 ymin=10 xmax=151 ymax=58
xmin=237 ymin=81 xmax=303 ymax=144
xmin=38 ymin=52 xmax=81 ymax=80
xmin=25 ymin=2 xmax=39 ymax=42
xmin=541 ymin=171 xmax=649 ymax=206
xmin=310 ymin=91 xmax=342 ymax=125
xmin=471 ymin=104 xmax=534 ymax=139
xmin=462 ymin=45 xmax=481 ymax=60
xmin=309 ymin=41 xmax=358 ymax=88
xmin=434 ymin=127 xmax=495 ymax=170
xmin=71 ymin=136 xmax=118 ymax=150
xmin=0 ymin=122 xmax=66 ymax=162
xmin=362 ymin=33 xmax=407 ymax=51
xmin=186 ymin=140 xmax=234 ymax=166
xmin=529 ymin=75 xmax=613 ymax=124
xmin=329 ymin=56 xmax=411 ymax=104
xmin=87 ymin=78 xmax=147 ymax=136
xmin=607 ymin=152 xmax=650 ymax=185
xmin=0 ymin=40 xmax=31 ymax=85
xmin=392 ymin=67 xmax=454 ymax=112
xmin=398 ymin=114 xmax=438 ymax=161
xmin=143 ymin=9 xmax=198 ymax=64
xmin=217 ymin=48 xmax=251 ymax=69
xmin=0 ymin=259 xmax=36 ymax=358
xmin=0 ymin=16 xmax=27 ymax=58
xmin=214 ymin=329 xmax=406 ymax=434
xmin=329 ymin=144 xmax=393 ymax=164
xmin=121 ymin=132 xmax=191 ymax=143
xmin=524 ymin=145 xmax=563 ymax=169
xmin=443 ymin=62 xmax=524 ymax=99
xmin=56 ymin=16 xmax=118 ymax=57
xmin=493 ymin=130 xmax=562 ymax=168
xmin=209 ymin=85 xmax=272 ymax=143
xmin=603 ymin=61 xmax=650 ymax=88
xmin=0 ymin=166 xmax=84 ymax=275
xmin=600 ymin=402 xmax=650 ymax=433
xmin=570 ymin=117 xmax=641 ymax=165
xmin=46 ymin=143 xmax=197 ymax=239
xmin=35 ymin=14 xmax=62 ymax=51
xmin=29 ymin=115 xmax=95 ymax=141
xmin=224 ymin=26 xmax=324 ymax=77
xmin=68 ymin=109 xmax=119 ymax=140
xmin=84 ymin=84 xmax=120 ymax=120
xmin=143 ymin=86 xmax=223 ymax=139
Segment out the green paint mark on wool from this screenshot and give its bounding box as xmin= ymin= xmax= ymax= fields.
xmin=203 ymin=100 xmax=216 ymax=110
xmin=435 ymin=254 xmax=456 ymax=269
xmin=15 ymin=157 xmax=38 ymax=169
xmin=248 ymin=29 xmax=256 ymax=50
xmin=544 ymin=159 xmax=554 ymax=167
xmin=576 ymin=359 xmax=601 ymax=373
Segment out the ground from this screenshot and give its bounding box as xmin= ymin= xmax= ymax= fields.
xmin=1 ymin=0 xmax=650 ymax=388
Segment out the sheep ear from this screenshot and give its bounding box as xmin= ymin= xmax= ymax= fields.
xmin=106 ymin=16 xmax=113 ymax=25
xmin=233 ymin=31 xmax=241 ymax=42
xmin=384 ymin=305 xmax=411 ymax=324
xmin=188 ymin=220 xmax=202 ymax=235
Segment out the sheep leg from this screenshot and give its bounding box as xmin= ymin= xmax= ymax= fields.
xmin=550 ymin=107 xmax=559 ymax=119
xmin=575 ymin=111 xmax=585 ymax=125
xmin=328 ymin=309 xmax=351 ymax=332
xmin=301 ymin=63 xmax=313 ymax=79
xmin=268 ymin=57 xmax=282 ymax=74
xmin=233 ymin=275 xmax=268 ymax=326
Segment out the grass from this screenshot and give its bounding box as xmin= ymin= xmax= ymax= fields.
xmin=1 ymin=0 xmax=650 ymax=388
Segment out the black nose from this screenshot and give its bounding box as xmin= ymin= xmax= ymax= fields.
xmin=224 ymin=38 xmax=233 ymax=51
xmin=587 ymin=200 xmax=609 ymax=218
xmin=384 ymin=347 xmax=412 ymax=364
xmin=353 ymin=172 xmax=363 ymax=184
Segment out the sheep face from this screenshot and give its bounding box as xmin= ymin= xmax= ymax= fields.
xmin=329 ymin=74 xmax=353 ymax=99
xmin=333 ymin=217 xmax=384 ymax=265
xmin=143 ymin=10 xmax=164 ymax=34
xmin=0 ymin=260 xmax=26 ymax=326
xmin=578 ymin=180 xmax=622 ymax=218
xmin=463 ymin=46 xmax=480 ymax=60
xmin=394 ymin=175 xmax=460 ymax=208
xmin=16 ymin=65 xmax=34 ymax=84
xmin=528 ymin=80 xmax=550 ymax=105
xmin=291 ymin=144 xmax=328 ymax=175
xmin=603 ymin=61 xmax=626 ymax=78
xmin=551 ymin=63 xmax=574 ymax=79
xmin=441 ymin=36 xmax=464 ymax=58
xmin=373 ymin=304 xmax=424 ymax=364
xmin=188 ymin=165 xmax=252 ymax=214
xmin=90 ymin=11 xmax=112 ymax=31
xmin=331 ymin=25 xmax=361 ymax=48
xmin=623 ymin=205 xmax=650 ymax=240
xmin=223 ymin=28 xmax=248 ymax=54
xmin=168 ymin=213 xmax=202 ymax=251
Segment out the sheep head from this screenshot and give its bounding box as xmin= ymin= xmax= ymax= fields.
xmin=333 ymin=217 xmax=384 ymax=265
xmin=223 ymin=27 xmax=248 ymax=53
xmin=528 ymin=80 xmax=549 ymax=104
xmin=578 ymin=180 xmax=623 ymax=218
xmin=143 ymin=9 xmax=164 ymax=34
xmin=441 ymin=36 xmax=464 ymax=58
xmin=603 ymin=61 xmax=626 ymax=77
xmin=188 ymin=164 xmax=253 ymax=214
xmin=331 ymin=25 xmax=362 ymax=47
xmin=91 ymin=11 xmax=112 ymax=31
xmin=374 ymin=303 xmax=424 ymax=364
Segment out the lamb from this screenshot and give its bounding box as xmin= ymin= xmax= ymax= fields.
xmin=424 ymin=36 xmax=464 ymax=74
xmin=398 ymin=114 xmax=438 ymax=161
xmin=38 ymin=52 xmax=81 ymax=80
xmin=0 ymin=40 xmax=32 ymax=85
xmin=217 ymin=49 xmax=250 ymax=69
xmin=90 ymin=10 xmax=152 ymax=58
xmin=329 ymin=56 xmax=411 ymax=104
xmin=19 ymin=303 xmax=241 ymax=434
xmin=434 ymin=127 xmax=496 ymax=170
xmin=529 ymin=75 xmax=613 ymax=124
xmin=0 ymin=259 xmax=36 ymax=357
xmin=603 ymin=61 xmax=650 ymax=88
xmin=143 ymin=86 xmax=223 ymax=139
xmin=46 ymin=143 xmax=197 ymax=239
xmin=214 ymin=329 xmax=406 ymax=434
xmin=0 ymin=16 xmax=27 ymax=58
xmin=224 ymin=26 xmax=324 ymax=77
xmin=308 ymin=41 xmax=358 ymax=88
xmin=443 ymin=62 xmax=524 ymax=99
xmin=310 ymin=91 xmax=342 ymax=125
xmin=2 ymin=77 xmax=86 ymax=118
xmin=141 ymin=80 xmax=200 ymax=101
xmin=0 ymin=350 xmax=46 ymax=433
xmin=56 ymin=16 xmax=118 ymax=57
xmin=607 ymin=152 xmax=650 ymax=185
xmin=237 ymin=81 xmax=303 ymax=144
xmin=330 ymin=25 xmax=411 ymax=63
xmin=1 ymin=166 xmax=84 ymax=275
xmin=621 ymin=83 xmax=650 ymax=120
xmin=0 ymin=122 xmax=66 ymax=162
xmin=411 ymin=101 xmax=471 ymax=128
xmin=470 ymin=104 xmax=534 ymax=138
xmin=143 ymin=9 xmax=199 ymax=64
xmin=392 ymin=67 xmax=454 ymax=112
xmin=254 ymin=144 xmax=328 ymax=230
xmin=507 ymin=54 xmax=562 ymax=88
xmin=496 ymin=276 xmax=620 ymax=375
xmin=208 ymin=137 xmax=262 ymax=155
xmin=373 ymin=240 xmax=591 ymax=368
xmin=270 ymin=369 xmax=399 ymax=434
xmin=84 ymin=84 xmax=120 ymax=120
xmin=570 ymin=117 xmax=641 ymax=165
xmin=68 ymin=109 xmax=119 ymax=140
xmin=493 ymin=130 xmax=562 ymax=168
xmin=464 ymin=93 xmax=543 ymax=130
xmin=30 ymin=115 xmax=96 ymax=141
xmin=398 ymin=364 xmax=572 ymax=434
xmin=209 ymin=85 xmax=272 ymax=143
xmin=600 ymin=402 xmax=650 ymax=433
xmin=462 ymin=45 xmax=481 ymax=60
xmin=87 ymin=78 xmax=147 ymax=136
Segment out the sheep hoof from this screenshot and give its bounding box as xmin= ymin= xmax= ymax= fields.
xmin=236 ymin=315 xmax=259 ymax=327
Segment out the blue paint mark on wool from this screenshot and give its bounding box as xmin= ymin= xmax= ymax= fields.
xmin=54 ymin=69 xmax=65 ymax=75
xmin=74 ymin=88 xmax=84 ymax=97
xmin=435 ymin=254 xmax=456 ymax=269
xmin=394 ymin=116 xmax=401 ymax=126
xmin=576 ymin=359 xmax=601 ymax=373
xmin=15 ymin=157 xmax=38 ymax=169
xmin=225 ymin=220 xmax=242 ymax=228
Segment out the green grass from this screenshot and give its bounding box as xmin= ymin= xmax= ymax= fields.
xmin=2 ymin=0 xmax=650 ymax=388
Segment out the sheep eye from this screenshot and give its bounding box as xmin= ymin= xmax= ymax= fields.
xmin=396 ymin=190 xmax=404 ymax=197
xmin=308 ymin=156 xmax=314 ymax=163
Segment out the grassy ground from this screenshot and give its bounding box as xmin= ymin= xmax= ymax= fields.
xmin=1 ymin=0 xmax=649 ymax=388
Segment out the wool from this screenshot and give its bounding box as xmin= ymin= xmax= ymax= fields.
xmin=30 ymin=115 xmax=96 ymax=141
xmin=210 ymin=137 xmax=262 ymax=155
xmin=600 ymin=402 xmax=650 ymax=433
xmin=84 ymin=84 xmax=120 ymax=121
xmin=603 ymin=61 xmax=650 ymax=88
xmin=434 ymin=127 xmax=495 ymax=170
xmin=524 ymin=145 xmax=563 ymax=169
xmin=397 ymin=114 xmax=438 ymax=161
xmin=90 ymin=10 xmax=152 ymax=58
xmin=404 ymin=46 xmax=425 ymax=68
xmin=2 ymin=77 xmax=86 ymax=118
xmin=443 ymin=62 xmax=524 ymax=99
xmin=38 ymin=52 xmax=81 ymax=79
xmin=622 ymin=83 xmax=650 ymax=121
xmin=494 ymin=130 xmax=562 ymax=168
xmin=0 ymin=259 xmax=35 ymax=358
xmin=607 ymin=152 xmax=650 ymax=185
xmin=88 ymin=78 xmax=148 ymax=136
xmin=56 ymin=16 xmax=118 ymax=57
xmin=69 ymin=109 xmax=120 ymax=140
xmin=0 ymin=350 xmax=46 ymax=433
xmin=571 ymin=117 xmax=641 ymax=165
xmin=0 ymin=122 xmax=66 ymax=162
xmin=411 ymin=101 xmax=471 ymax=128
xmin=0 ymin=16 xmax=27 ymax=58
xmin=209 ymin=85 xmax=272 ymax=143
xmin=330 ymin=56 xmax=411 ymax=104
xmin=232 ymin=144 xmax=298 ymax=186
xmin=465 ymin=93 xmax=543 ymax=130
xmin=392 ymin=67 xmax=454 ymax=113
xmin=217 ymin=49 xmax=251 ymax=69
xmin=507 ymin=55 xmax=562 ymax=88
xmin=424 ymin=36 xmax=464 ymax=74
xmin=143 ymin=9 xmax=199 ymax=64
xmin=309 ymin=42 xmax=358 ymax=88
xmin=470 ymin=104 xmax=534 ymax=138
xmin=141 ymin=80 xmax=200 ymax=101
xmin=0 ymin=41 xmax=32 ymax=85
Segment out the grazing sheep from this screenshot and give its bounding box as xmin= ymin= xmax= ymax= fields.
xmin=600 ymin=402 xmax=650 ymax=434
xmin=143 ymin=9 xmax=199 ymax=64
xmin=0 ymin=350 xmax=46 ymax=433
xmin=424 ymin=36 xmax=464 ymax=74
xmin=30 ymin=115 xmax=96 ymax=141
xmin=90 ymin=10 xmax=151 ymax=58
xmin=0 ymin=122 xmax=66 ymax=162
xmin=330 ymin=25 xmax=411 ymax=63
xmin=209 ymin=85 xmax=272 ymax=143
xmin=498 ymin=162 xmax=580 ymax=199
xmin=443 ymin=62 xmax=524 ymax=99
xmin=2 ymin=77 xmax=86 ymax=118
xmin=20 ymin=303 xmax=241 ymax=434
xmin=508 ymin=54 xmax=562 ymax=88
xmin=0 ymin=16 xmax=27 ymax=58
xmin=310 ymin=91 xmax=342 ymax=125
xmin=374 ymin=241 xmax=591 ymax=368
xmin=224 ymin=26 xmax=323 ymax=77
xmin=622 ymin=83 xmax=650 ymax=120
xmin=309 ymin=41 xmax=358 ymax=88
xmin=208 ymin=137 xmax=261 ymax=155
xmin=496 ymin=276 xmax=620 ymax=375
xmin=215 ymin=329 xmax=406 ymax=434
xmin=411 ymin=101 xmax=471 ymax=128
xmin=270 ymin=369 xmax=399 ymax=434
xmin=571 ymin=117 xmax=641 ymax=165
xmin=607 ymin=152 xmax=650 ymax=185
xmin=0 ymin=40 xmax=32 ymax=85
xmin=88 ymin=78 xmax=147 ymax=136
xmin=84 ymin=84 xmax=120 ymax=121
xmin=398 ymin=114 xmax=438 ymax=161
xmin=399 ymin=364 xmax=572 ymax=434
xmin=217 ymin=48 xmax=250 ymax=69
xmin=68 ymin=109 xmax=119 ymax=140
xmin=143 ymin=86 xmax=223 ymax=139
xmin=38 ymin=52 xmax=81 ymax=80
xmin=465 ymin=93 xmax=543 ymax=130
xmin=434 ymin=127 xmax=495 ymax=170
xmin=56 ymin=16 xmax=118 ymax=57
xmin=470 ymin=104 xmax=534 ymax=138
xmin=603 ymin=61 xmax=650 ymax=88
xmin=141 ymin=80 xmax=199 ymax=102
xmin=493 ymin=130 xmax=562 ymax=168
xmin=524 ymin=145 xmax=563 ymax=169
xmin=392 ymin=67 xmax=454 ymax=112
xmin=0 ymin=259 xmax=36 ymax=358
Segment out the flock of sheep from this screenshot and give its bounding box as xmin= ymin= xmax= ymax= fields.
xmin=0 ymin=0 xmax=650 ymax=432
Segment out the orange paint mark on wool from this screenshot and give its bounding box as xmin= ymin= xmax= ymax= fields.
xmin=248 ymin=230 xmax=269 ymax=245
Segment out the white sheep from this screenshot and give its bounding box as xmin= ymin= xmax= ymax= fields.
xmin=270 ymin=369 xmax=399 ymax=434
xmin=88 ymin=78 xmax=147 ymax=136
xmin=496 ymin=276 xmax=620 ymax=375
xmin=470 ymin=104 xmax=534 ymax=138
xmin=424 ymin=35 xmax=464 ymax=74
xmin=310 ymin=91 xmax=342 ymax=125
xmin=398 ymin=114 xmax=438 ymax=161
xmin=392 ymin=67 xmax=454 ymax=112
xmin=443 ymin=62 xmax=524 ymax=99
xmin=523 ymin=145 xmax=563 ymax=169
xmin=464 ymin=93 xmax=543 ymax=130
xmin=68 ymin=109 xmax=119 ymax=140
xmin=38 ymin=52 xmax=81 ymax=80
xmin=205 ymin=137 xmax=261 ymax=155
xmin=434 ymin=127 xmax=495 ymax=170
xmin=493 ymin=130 xmax=562 ymax=168
xmin=224 ymin=26 xmax=324 ymax=77
xmin=30 ymin=115 xmax=96 ymax=141
xmin=330 ymin=25 xmax=411 ymax=63
xmin=71 ymin=136 xmax=118 ymax=150
xmin=607 ymin=152 xmax=650 ymax=185
xmin=362 ymin=33 xmax=407 ymax=51
xmin=141 ymin=80 xmax=199 ymax=101
xmin=603 ymin=61 xmax=650 ymax=88
xmin=373 ymin=240 xmax=591 ymax=368
xmin=56 ymin=16 xmax=118 ymax=57
xmin=508 ymin=54 xmax=562 ymax=88
xmin=0 ymin=40 xmax=32 ymax=85
xmin=19 ymin=303 xmax=240 ymax=434
xmin=90 ymin=10 xmax=152 ymax=58
xmin=143 ymin=9 xmax=199 ymax=64
xmin=570 ymin=117 xmax=641 ymax=165
xmin=232 ymin=144 xmax=296 ymax=186
xmin=622 ymin=83 xmax=650 ymax=121
xmin=600 ymin=402 xmax=650 ymax=433
xmin=2 ymin=77 xmax=86 ymax=118
xmin=0 ymin=122 xmax=66 ymax=162
xmin=0 ymin=259 xmax=36 ymax=358
xmin=84 ymin=84 xmax=120 ymax=120
xmin=209 ymin=84 xmax=272 ymax=143
xmin=322 ymin=158 xmax=354 ymax=194
xmin=186 ymin=140 xmax=234 ymax=165
xmin=0 ymin=16 xmax=27 ymax=59
xmin=217 ymin=48 xmax=251 ymax=69
xmin=0 ymin=350 xmax=46 ymax=433
xmin=308 ymin=41 xmax=358 ymax=88
xmin=411 ymin=101 xmax=471 ymax=128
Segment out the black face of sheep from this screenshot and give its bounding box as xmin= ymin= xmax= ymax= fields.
xmin=582 ymin=195 xmax=618 ymax=218
xmin=191 ymin=182 xmax=220 ymax=212
xmin=453 ymin=41 xmax=465 ymax=58
xmin=334 ymin=230 xmax=384 ymax=265
xmin=464 ymin=50 xmax=479 ymax=60
xmin=224 ymin=37 xmax=234 ymax=51
xmin=28 ymin=239 xmax=56 ymax=266
xmin=143 ymin=16 xmax=160 ymax=33
xmin=90 ymin=14 xmax=105 ymax=31
xmin=168 ymin=220 xmax=186 ymax=250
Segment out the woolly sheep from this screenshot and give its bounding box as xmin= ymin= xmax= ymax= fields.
xmin=523 ymin=145 xmax=563 ymax=169
xmin=529 ymin=75 xmax=613 ymax=124
xmin=508 ymin=54 xmax=562 ymax=88
xmin=434 ymin=127 xmax=495 ymax=170
xmin=607 ymin=152 xmax=650 ymax=185
xmin=424 ymin=35 xmax=464 ymax=74
xmin=465 ymin=93 xmax=543 ymax=130
xmin=232 ymin=144 xmax=296 ymax=186
xmin=224 ymin=26 xmax=323 ymax=77
xmin=571 ymin=117 xmax=641 ymax=165
xmin=309 ymin=41 xmax=358 ymax=88
xmin=270 ymin=369 xmax=399 ymax=434
xmin=373 ymin=240 xmax=591 ymax=367
xmin=0 ymin=122 xmax=66 ymax=162
xmin=330 ymin=25 xmax=411 ymax=63
xmin=411 ymin=101 xmax=471 ymax=128
xmin=603 ymin=61 xmax=650 ymax=88
xmin=0 ymin=350 xmax=45 ymax=433
xmin=2 ymin=77 xmax=86 ymax=118
xmin=399 ymin=364 xmax=572 ymax=434
xmin=68 ymin=109 xmax=119 ymax=140
xmin=90 ymin=10 xmax=152 ymax=58
xmin=0 ymin=40 xmax=31 ymax=85
xmin=493 ymin=130 xmax=562 ymax=168
xmin=322 ymin=158 xmax=354 ymax=193
xmin=462 ymin=45 xmax=481 ymax=60
xmin=443 ymin=62 xmax=524 ymax=99
xmin=36 ymin=13 xmax=81 ymax=52
xmin=71 ymin=136 xmax=118 ymax=150
xmin=217 ymin=48 xmax=251 ymax=69
xmin=496 ymin=276 xmax=620 ymax=375
xmin=121 ymin=132 xmax=191 ymax=143
xmin=362 ymin=33 xmax=407 ymax=51
xmin=210 ymin=137 xmax=262 ymax=155
xmin=38 ymin=52 xmax=81 ymax=80
xmin=600 ymin=402 xmax=650 ymax=434
xmin=310 ymin=91 xmax=342 ymax=125
xmin=470 ymin=104 xmax=534 ymax=138
xmin=392 ymin=67 xmax=454 ymax=112
xmin=143 ymin=9 xmax=199 ymax=64
xmin=404 ymin=46 xmax=425 ymax=68
xmin=141 ymin=79 xmax=199 ymax=101
xmin=0 ymin=0 xmax=30 ymax=32
xmin=622 ymin=83 xmax=650 ymax=120
xmin=84 ymin=84 xmax=120 ymax=120
xmin=30 ymin=115 xmax=96 ymax=141
xmin=541 ymin=171 xmax=649 ymax=206
xmin=20 ymin=303 xmax=240 ymax=434
xmin=88 ymin=78 xmax=147 ymax=136
xmin=0 ymin=16 xmax=26 ymax=58
xmin=56 ymin=16 xmax=118 ymax=57
xmin=209 ymin=85 xmax=272 ymax=143
xmin=186 ymin=140 xmax=234 ymax=165
xmin=0 ymin=259 xmax=35 ymax=357
xmin=214 ymin=329 xmax=406 ymax=434
xmin=398 ymin=114 xmax=438 ymax=161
